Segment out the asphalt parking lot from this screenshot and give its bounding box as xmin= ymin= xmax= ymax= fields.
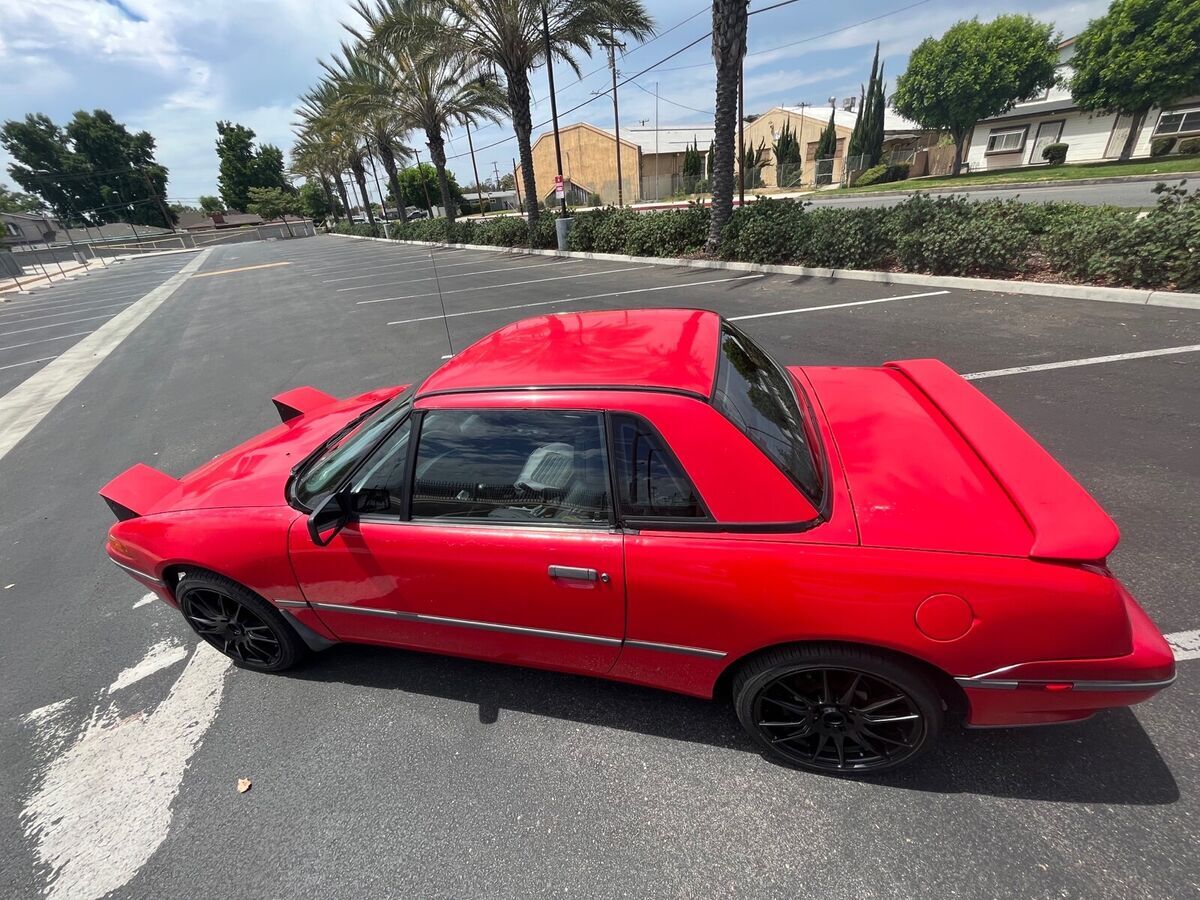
xmin=1 ymin=234 xmax=1197 ymax=899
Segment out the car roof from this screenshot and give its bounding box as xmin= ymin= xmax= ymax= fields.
xmin=416 ymin=308 xmax=722 ymax=399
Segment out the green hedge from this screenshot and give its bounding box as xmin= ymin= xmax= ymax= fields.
xmin=330 ymin=183 xmax=1200 ymax=291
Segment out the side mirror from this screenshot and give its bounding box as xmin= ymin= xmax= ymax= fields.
xmin=308 ymin=491 xmax=350 ymax=546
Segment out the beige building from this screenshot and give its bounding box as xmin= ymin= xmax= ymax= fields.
xmin=516 ymin=121 xmax=716 ymax=205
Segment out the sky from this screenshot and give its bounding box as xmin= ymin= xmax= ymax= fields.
xmin=0 ymin=0 xmax=1111 ymax=207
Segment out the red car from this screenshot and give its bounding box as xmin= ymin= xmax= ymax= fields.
xmin=101 ymin=308 xmax=1174 ymax=774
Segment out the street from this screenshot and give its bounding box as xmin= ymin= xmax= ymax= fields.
xmin=1 ymin=236 xmax=1198 ymax=899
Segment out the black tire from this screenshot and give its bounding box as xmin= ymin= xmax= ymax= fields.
xmin=176 ymin=571 xmax=307 ymax=672
xmin=732 ymin=644 xmax=943 ymax=775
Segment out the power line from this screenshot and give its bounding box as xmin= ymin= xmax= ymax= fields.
xmin=628 ymin=80 xmax=712 ymax=117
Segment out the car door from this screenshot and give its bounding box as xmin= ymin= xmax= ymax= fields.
xmin=288 ymin=407 xmax=625 ymax=674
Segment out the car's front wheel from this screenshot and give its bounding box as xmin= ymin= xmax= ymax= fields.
xmin=177 ymin=571 xmax=306 ymax=672
xmin=732 ymin=644 xmax=943 ymax=774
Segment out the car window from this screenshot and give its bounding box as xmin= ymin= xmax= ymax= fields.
xmin=610 ymin=414 xmax=705 ymax=519
xmin=349 ymin=417 xmax=413 ymax=515
xmin=712 ymin=324 xmax=821 ymax=502
xmin=411 ymin=409 xmax=610 ymax=526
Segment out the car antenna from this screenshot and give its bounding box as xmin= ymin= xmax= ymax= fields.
xmin=428 ymin=247 xmax=454 ymax=357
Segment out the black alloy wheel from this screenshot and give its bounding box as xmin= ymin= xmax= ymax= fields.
xmin=177 ymin=572 xmax=306 ymax=672
xmin=734 ymin=646 xmax=942 ymax=774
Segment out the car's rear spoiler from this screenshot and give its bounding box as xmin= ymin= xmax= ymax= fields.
xmin=272 ymin=386 xmax=337 ymax=423
xmin=99 ymin=463 xmax=181 ymax=521
xmin=885 ymin=359 xmax=1119 ymax=561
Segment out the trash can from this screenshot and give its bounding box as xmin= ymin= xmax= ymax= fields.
xmin=555 ymin=216 xmax=573 ymax=252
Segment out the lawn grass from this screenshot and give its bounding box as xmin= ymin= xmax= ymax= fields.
xmin=840 ymin=155 xmax=1200 ymax=194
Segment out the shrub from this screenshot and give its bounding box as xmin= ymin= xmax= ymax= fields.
xmin=720 ymin=198 xmax=810 ymax=264
xmin=475 ymin=216 xmax=529 ymax=247
xmin=803 ymin=207 xmax=892 ymax=269
xmin=529 ymin=214 xmax=557 ymax=249
xmin=853 ymin=163 xmax=910 ymax=187
xmin=1041 ymin=143 xmax=1068 ymax=166
xmin=1150 ymin=137 xmax=1177 ymax=157
xmin=622 ymin=206 xmax=709 ymax=258
xmin=1178 ymin=137 xmax=1200 ymax=155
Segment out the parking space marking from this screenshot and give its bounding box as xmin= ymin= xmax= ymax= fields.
xmin=335 ymin=260 xmax=577 ymax=292
xmin=308 ymin=254 xmax=515 ymax=278
xmin=964 ymin=345 xmax=1200 ymax=380
xmin=0 ymin=302 xmax=132 ymax=326
xmin=0 ymin=331 xmax=92 ymax=353
xmin=1165 ymin=630 xmax=1200 ymax=661
xmin=0 ymin=313 xmax=117 ymax=338
xmin=192 ymin=261 xmax=291 ymax=279
xmin=388 ymin=274 xmax=765 ymax=325
xmin=0 ymin=356 xmax=56 ymax=372
xmin=360 ymin=265 xmax=652 ymax=305
xmin=728 ymin=290 xmax=951 ymax=321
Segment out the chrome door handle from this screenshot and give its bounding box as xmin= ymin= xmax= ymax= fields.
xmin=548 ymin=565 xmax=601 ymax=582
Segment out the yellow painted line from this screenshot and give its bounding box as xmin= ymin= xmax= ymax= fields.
xmin=192 ymin=261 xmax=292 ymax=278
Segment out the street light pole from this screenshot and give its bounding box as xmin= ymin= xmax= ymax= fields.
xmin=465 ymin=122 xmax=488 ymax=217
xmin=738 ymin=58 xmax=746 ymax=207
xmin=604 ymin=25 xmax=625 ymax=207
xmin=541 ymin=2 xmax=568 ymax=218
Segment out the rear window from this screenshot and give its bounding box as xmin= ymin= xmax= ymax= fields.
xmin=712 ymin=323 xmax=821 ymax=502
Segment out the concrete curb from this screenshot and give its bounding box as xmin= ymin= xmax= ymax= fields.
xmin=328 ymin=232 xmax=1200 ymax=311
xmin=835 ymin=169 xmax=1200 ymax=200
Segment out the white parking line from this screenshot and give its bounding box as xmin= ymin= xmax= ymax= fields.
xmin=388 ymin=274 xmax=765 ymax=325
xmin=0 ymin=301 xmax=131 ymax=326
xmin=728 ymin=290 xmax=951 ymax=321
xmin=1165 ymin=630 xmax=1200 ymax=661
xmin=0 ymin=313 xmax=118 ymax=338
xmin=1 ymin=290 xmax=148 ymax=309
xmin=360 ymin=265 xmax=652 ymax=305
xmin=0 ymin=356 xmax=56 ymax=372
xmin=336 ymin=260 xmax=574 ymax=292
xmin=964 ymin=345 xmax=1200 ymax=380
xmin=0 ymin=331 xmax=92 ymax=353
xmin=310 ymin=253 xmax=511 ymax=278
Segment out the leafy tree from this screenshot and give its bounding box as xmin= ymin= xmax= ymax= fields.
xmin=2 ymin=109 xmax=174 ymax=226
xmin=199 ymin=195 xmax=222 ymax=214
xmin=773 ymin=120 xmax=802 ymax=187
xmin=1071 ymin=0 xmax=1200 ymax=160
xmin=0 ymin=182 xmax=42 ymax=213
xmin=815 ymin=109 xmax=838 ymax=160
xmin=707 ymin=0 xmax=749 ymax=249
xmin=497 ymin=172 xmax=515 ymax=191
xmin=848 ymin=42 xmax=880 ymax=162
xmin=247 ymin=186 xmax=300 ymax=235
xmin=298 ymin=181 xmax=336 ymax=223
xmin=393 ymin=163 xmax=463 ymax=213
xmin=215 ymin=121 xmax=290 ymax=211
xmin=893 ymin=15 xmax=1059 ymax=174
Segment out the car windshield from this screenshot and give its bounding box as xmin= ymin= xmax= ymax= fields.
xmin=712 ymin=323 xmax=822 ymax=503
xmin=292 ymin=391 xmax=412 ymax=508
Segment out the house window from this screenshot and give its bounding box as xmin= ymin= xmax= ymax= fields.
xmin=4 ymin=223 xmax=19 ymax=236
xmin=1154 ymin=107 xmax=1200 ymax=136
xmin=986 ymin=127 xmax=1028 ymax=154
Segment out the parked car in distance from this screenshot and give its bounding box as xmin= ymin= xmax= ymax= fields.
xmin=101 ymin=308 xmax=1175 ymax=774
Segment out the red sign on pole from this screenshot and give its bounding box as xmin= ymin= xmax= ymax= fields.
xmin=554 ymin=175 xmax=565 ymax=199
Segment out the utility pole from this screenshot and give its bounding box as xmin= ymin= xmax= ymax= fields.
xmin=365 ymin=144 xmax=389 ymax=238
xmin=465 ymin=122 xmax=488 ymax=217
xmin=654 ymin=81 xmax=660 ymax=202
xmin=738 ymin=59 xmax=745 ymax=207
xmin=603 ymin=25 xmax=625 ymax=207
xmin=512 ymin=157 xmax=522 ymax=209
xmin=541 ymin=2 xmax=568 ymax=219
xmin=413 ymin=149 xmax=435 ymax=214
xmin=140 ymin=168 xmax=175 ymax=232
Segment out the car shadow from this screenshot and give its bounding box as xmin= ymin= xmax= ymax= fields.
xmin=289 ymin=644 xmax=1178 ymax=806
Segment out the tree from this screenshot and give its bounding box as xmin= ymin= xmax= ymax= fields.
xmin=247 ymin=186 xmax=299 ymax=235
xmin=215 ymin=121 xmax=291 ymax=211
xmin=497 ymin=172 xmax=515 ymax=190
xmin=393 ymin=163 xmax=463 ymax=213
xmin=893 ymin=15 xmax=1059 ymax=175
xmin=0 ymin=182 xmax=42 ymax=213
xmin=1071 ymin=0 xmax=1200 ymax=161
xmin=740 ymin=138 xmax=765 ymax=189
xmin=815 ymin=109 xmax=838 ymax=160
xmin=364 ymin=0 xmax=654 ymax=227
xmin=682 ymin=139 xmax=703 ymax=179
xmin=772 ymin=120 xmax=802 ymax=188
xmin=2 ymin=109 xmax=174 ymax=227
xmin=199 ymin=195 xmax=222 ymax=214
xmin=868 ymin=64 xmax=886 ymax=165
xmin=707 ymin=0 xmax=749 ymax=249
xmin=298 ymin=181 xmax=336 ymax=223
xmin=848 ymin=42 xmax=880 ymax=162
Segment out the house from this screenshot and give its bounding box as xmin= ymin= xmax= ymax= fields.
xmin=2 ymin=211 xmax=63 ymax=247
xmin=964 ymin=38 xmax=1200 ymax=170
xmin=515 ymin=121 xmax=714 ymax=205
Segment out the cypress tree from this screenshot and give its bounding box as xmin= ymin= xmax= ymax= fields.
xmin=868 ymin=65 xmax=886 ymax=165
xmin=815 ymin=108 xmax=838 ymax=160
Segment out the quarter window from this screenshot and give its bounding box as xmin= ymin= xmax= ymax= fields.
xmin=411 ymin=409 xmax=610 ymax=525
xmin=986 ymin=127 xmax=1027 ymax=153
xmin=610 ymin=414 xmax=705 ymax=519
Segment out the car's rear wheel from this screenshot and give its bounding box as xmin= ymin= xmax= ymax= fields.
xmin=732 ymin=644 xmax=942 ymax=774
xmin=177 ymin=572 xmax=306 ymax=672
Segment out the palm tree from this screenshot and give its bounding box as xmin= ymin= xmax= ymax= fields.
xmin=296 ymin=78 xmax=378 ymax=228
xmin=290 ymin=131 xmax=344 ymax=224
xmin=293 ymin=95 xmax=356 ymax=224
xmin=321 ymin=42 xmax=416 ymax=223
xmin=706 ymin=0 xmax=749 ymax=250
xmin=364 ymin=0 xmax=653 ymax=226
